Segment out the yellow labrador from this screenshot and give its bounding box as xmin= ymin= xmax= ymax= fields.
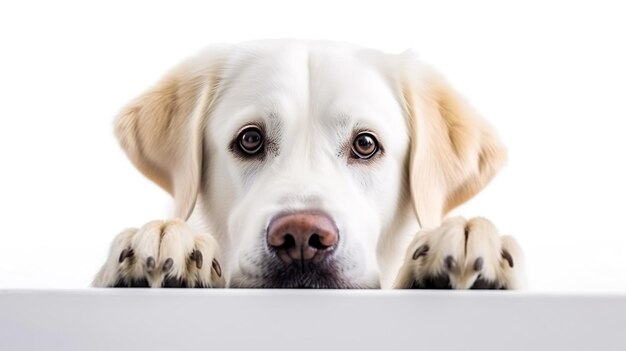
xmin=93 ymin=40 xmax=525 ymax=289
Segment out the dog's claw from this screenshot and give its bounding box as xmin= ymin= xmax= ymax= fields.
xmin=146 ymin=256 xmax=156 ymax=271
xmin=444 ymin=255 xmax=456 ymax=271
xmin=190 ymin=250 xmax=203 ymax=269
xmin=474 ymin=257 xmax=484 ymax=272
xmin=163 ymin=258 xmax=174 ymax=272
xmin=501 ymin=250 xmax=514 ymax=268
xmin=212 ymin=259 xmax=222 ymax=277
xmin=412 ymin=245 xmax=429 ymax=260
xmin=119 ymin=248 xmax=134 ymax=263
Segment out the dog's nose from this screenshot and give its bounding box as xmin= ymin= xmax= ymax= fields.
xmin=267 ymin=211 xmax=339 ymax=264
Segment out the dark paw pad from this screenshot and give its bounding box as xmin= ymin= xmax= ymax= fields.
xmin=112 ymin=278 xmax=149 ymax=288
xmin=410 ymin=275 xmax=451 ymax=289
xmin=162 ymin=276 xmax=187 ymax=288
xmin=470 ymin=276 xmax=506 ymax=290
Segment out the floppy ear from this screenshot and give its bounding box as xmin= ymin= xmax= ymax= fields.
xmin=115 ymin=47 xmax=229 ymax=219
xmin=402 ymin=60 xmax=507 ymax=229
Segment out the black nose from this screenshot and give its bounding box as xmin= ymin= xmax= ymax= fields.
xmin=267 ymin=211 xmax=339 ymax=264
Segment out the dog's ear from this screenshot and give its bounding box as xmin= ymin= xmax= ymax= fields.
xmin=115 ymin=47 xmax=229 ymax=219
xmin=402 ymin=59 xmax=507 ymax=229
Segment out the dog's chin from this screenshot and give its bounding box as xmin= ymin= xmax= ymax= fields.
xmin=229 ymin=262 xmax=377 ymax=289
xmin=235 ymin=279 xmax=370 ymax=289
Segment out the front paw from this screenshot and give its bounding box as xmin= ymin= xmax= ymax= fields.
xmin=393 ymin=217 xmax=525 ymax=290
xmin=92 ymin=219 xmax=225 ymax=288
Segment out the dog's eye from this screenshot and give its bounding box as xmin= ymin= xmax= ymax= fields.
xmin=237 ymin=126 xmax=264 ymax=155
xmin=351 ymin=132 xmax=379 ymax=159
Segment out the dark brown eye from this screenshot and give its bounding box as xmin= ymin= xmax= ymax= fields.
xmin=238 ymin=126 xmax=264 ymax=155
xmin=352 ymin=132 xmax=379 ymax=159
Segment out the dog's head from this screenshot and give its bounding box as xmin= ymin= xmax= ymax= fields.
xmin=115 ymin=40 xmax=505 ymax=288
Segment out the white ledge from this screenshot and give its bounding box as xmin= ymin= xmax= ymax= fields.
xmin=1 ymin=289 xmax=625 ymax=351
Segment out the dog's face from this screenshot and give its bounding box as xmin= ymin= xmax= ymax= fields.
xmin=205 ymin=42 xmax=410 ymax=288
xmin=115 ymin=40 xmax=506 ymax=288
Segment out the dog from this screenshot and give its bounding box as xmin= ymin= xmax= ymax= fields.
xmin=92 ymin=39 xmax=526 ymax=289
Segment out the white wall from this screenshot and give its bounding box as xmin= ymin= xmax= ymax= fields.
xmin=0 ymin=0 xmax=624 ymax=291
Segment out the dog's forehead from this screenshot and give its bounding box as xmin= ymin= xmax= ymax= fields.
xmin=216 ymin=41 xmax=403 ymax=129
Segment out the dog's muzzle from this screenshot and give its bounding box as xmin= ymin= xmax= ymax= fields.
xmin=229 ymin=210 xmax=367 ymax=288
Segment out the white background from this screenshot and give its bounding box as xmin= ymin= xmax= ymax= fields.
xmin=0 ymin=0 xmax=624 ymax=291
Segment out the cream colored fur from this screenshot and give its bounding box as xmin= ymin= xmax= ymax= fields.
xmin=400 ymin=58 xmax=507 ymax=230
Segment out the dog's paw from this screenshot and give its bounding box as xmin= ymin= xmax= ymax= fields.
xmin=393 ymin=217 xmax=526 ymax=290
xmin=92 ymin=219 xmax=225 ymax=288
